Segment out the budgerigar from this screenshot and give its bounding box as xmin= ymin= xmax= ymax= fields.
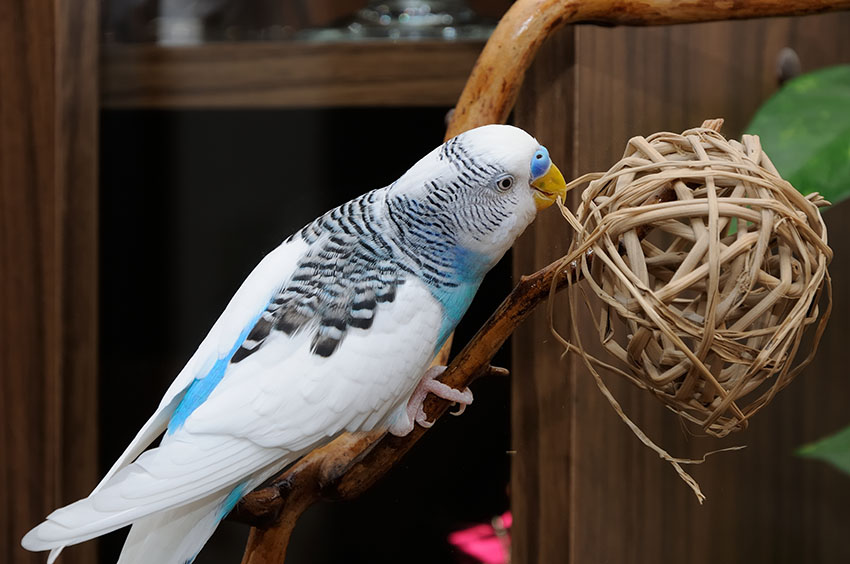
xmin=22 ymin=124 xmax=567 ymax=563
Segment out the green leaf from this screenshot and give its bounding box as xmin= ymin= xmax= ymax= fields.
xmin=746 ymin=65 xmax=850 ymax=206
xmin=797 ymin=424 xmax=850 ymax=476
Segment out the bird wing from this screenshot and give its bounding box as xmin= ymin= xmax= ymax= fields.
xmin=24 ymin=273 xmax=443 ymax=552
xmin=26 ymin=188 xmax=447 ymax=551
xmin=23 ymin=432 xmax=288 ymax=549
xmin=23 ymin=238 xmax=309 ymax=552
xmin=180 ymin=276 xmax=444 ymax=449
xmin=93 ymin=237 xmax=309 ymax=495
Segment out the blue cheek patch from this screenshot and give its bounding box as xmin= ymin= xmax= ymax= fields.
xmin=531 ymin=146 xmax=551 ymax=180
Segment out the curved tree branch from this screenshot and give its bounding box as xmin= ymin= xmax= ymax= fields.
xmin=446 ymin=0 xmax=850 ymax=138
xmin=236 ymin=1 xmax=850 ymax=562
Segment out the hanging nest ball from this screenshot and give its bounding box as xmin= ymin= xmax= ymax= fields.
xmin=560 ymin=120 xmax=832 ymax=439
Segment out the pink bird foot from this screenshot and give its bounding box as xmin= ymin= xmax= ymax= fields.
xmin=388 ymin=366 xmax=474 ymax=437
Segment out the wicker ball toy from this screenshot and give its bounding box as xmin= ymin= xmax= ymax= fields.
xmin=562 ymin=121 xmax=832 ymax=438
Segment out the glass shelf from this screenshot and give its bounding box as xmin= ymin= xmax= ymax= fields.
xmin=103 ymin=0 xmax=500 ymax=44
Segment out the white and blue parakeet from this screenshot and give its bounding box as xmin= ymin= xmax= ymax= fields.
xmin=22 ymin=124 xmax=566 ymax=563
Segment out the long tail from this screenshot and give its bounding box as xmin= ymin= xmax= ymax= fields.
xmin=117 ymin=488 xmax=236 ymax=564
xmin=29 ymin=482 xmax=252 ymax=564
xmin=27 ymin=487 xmax=239 ymax=564
xmin=22 ymin=436 xmax=287 ymax=563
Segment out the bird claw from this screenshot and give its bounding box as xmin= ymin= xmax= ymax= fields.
xmin=387 ymin=365 xmax=473 ymax=437
xmin=415 ymin=412 xmax=434 ymax=428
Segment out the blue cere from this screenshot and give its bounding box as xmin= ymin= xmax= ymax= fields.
xmin=531 ymin=146 xmax=551 ymax=180
xmin=167 ymin=313 xmax=262 ymax=435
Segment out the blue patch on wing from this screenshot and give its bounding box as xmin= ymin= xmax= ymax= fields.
xmin=218 ymin=481 xmax=249 ymax=521
xmin=167 ymin=313 xmax=262 ymax=435
xmin=531 ymin=146 xmax=551 ymax=180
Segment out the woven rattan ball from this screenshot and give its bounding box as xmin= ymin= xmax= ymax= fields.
xmin=565 ymin=122 xmax=831 ymax=438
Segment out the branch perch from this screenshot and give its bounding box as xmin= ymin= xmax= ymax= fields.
xmin=236 ymin=0 xmax=850 ymax=562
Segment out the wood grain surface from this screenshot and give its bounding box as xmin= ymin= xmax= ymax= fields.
xmin=0 ymin=1 xmax=99 ymax=563
xmin=512 ymin=12 xmax=850 ymax=564
xmin=101 ymin=41 xmax=485 ymax=108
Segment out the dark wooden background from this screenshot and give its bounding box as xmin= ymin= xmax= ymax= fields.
xmin=1 ymin=1 xmax=99 ymax=563
xmin=512 ymin=12 xmax=850 ymax=564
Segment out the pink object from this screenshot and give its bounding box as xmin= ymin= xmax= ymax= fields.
xmin=448 ymin=511 xmax=512 ymax=564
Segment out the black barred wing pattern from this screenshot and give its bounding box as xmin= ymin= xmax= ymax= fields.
xmin=232 ymin=189 xmax=410 ymax=360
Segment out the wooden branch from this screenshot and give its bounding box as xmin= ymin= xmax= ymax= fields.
xmin=447 ymin=0 xmax=850 ymax=137
xmin=236 ymin=1 xmax=850 ymax=562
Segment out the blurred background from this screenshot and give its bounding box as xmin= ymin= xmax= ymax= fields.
xmin=3 ymin=1 xmax=850 ymax=564
xmin=102 ymin=0 xmax=503 ymax=42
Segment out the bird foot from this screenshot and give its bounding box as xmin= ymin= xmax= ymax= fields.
xmin=387 ymin=366 xmax=473 ymax=437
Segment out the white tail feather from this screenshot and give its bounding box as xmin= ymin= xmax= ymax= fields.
xmin=117 ymin=489 xmax=230 ymax=564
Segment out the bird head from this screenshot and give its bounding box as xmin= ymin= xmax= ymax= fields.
xmin=387 ymin=124 xmax=567 ymax=272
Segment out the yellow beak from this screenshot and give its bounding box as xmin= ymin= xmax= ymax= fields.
xmin=530 ymin=163 xmax=567 ymax=210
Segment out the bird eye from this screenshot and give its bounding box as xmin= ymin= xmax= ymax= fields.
xmin=495 ymin=174 xmax=514 ymax=192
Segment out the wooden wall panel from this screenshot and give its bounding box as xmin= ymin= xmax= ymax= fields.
xmin=0 ymin=1 xmax=99 ymax=562
xmin=511 ymin=27 xmax=577 ymax=564
xmin=513 ymin=12 xmax=850 ymax=564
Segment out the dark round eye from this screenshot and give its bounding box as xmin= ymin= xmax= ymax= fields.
xmin=536 ymin=153 xmax=544 ymax=159
xmin=495 ymin=175 xmax=514 ymax=191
